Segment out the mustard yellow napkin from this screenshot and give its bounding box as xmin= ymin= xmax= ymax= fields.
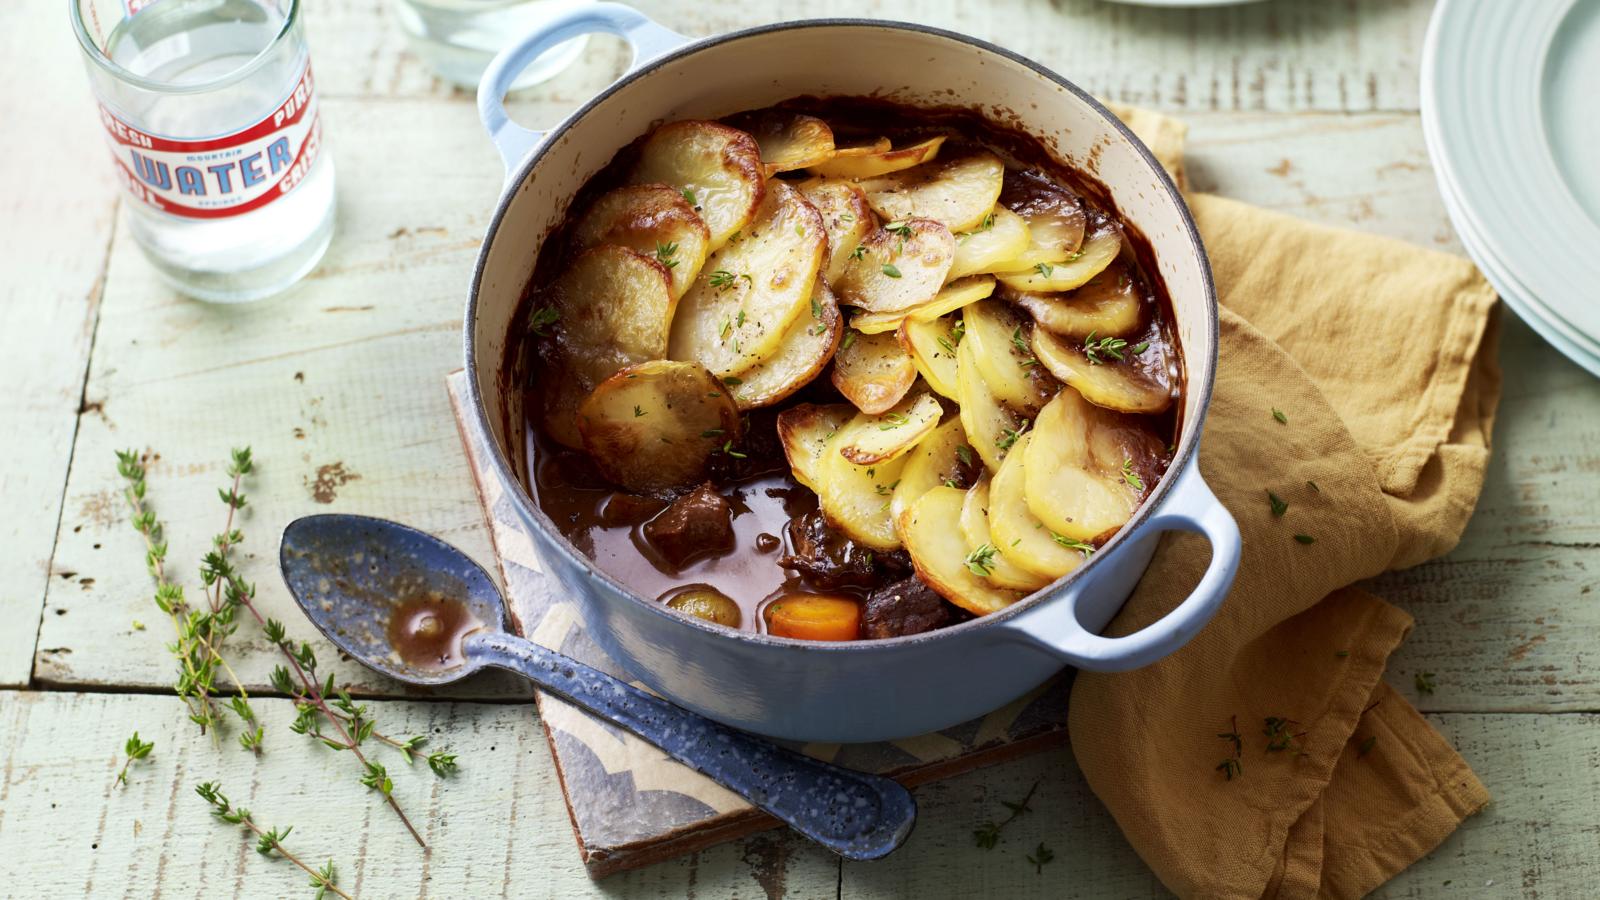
xmin=1069 ymin=107 xmax=1501 ymax=898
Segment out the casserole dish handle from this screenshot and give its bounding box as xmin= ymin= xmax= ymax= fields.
xmin=477 ymin=3 xmax=691 ymax=176
xmin=1000 ymin=455 xmax=1241 ymax=672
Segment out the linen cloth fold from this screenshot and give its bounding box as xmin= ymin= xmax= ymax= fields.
xmin=1070 ymin=106 xmax=1501 ymax=899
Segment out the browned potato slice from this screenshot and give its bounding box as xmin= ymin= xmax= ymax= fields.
xmin=571 ymin=183 xmax=711 ymax=300
xmin=831 ymin=329 xmax=917 ymax=414
xmin=630 ymin=120 xmax=765 ymax=251
xmin=995 ymin=170 xmax=1087 ymax=270
xmin=1023 ymin=387 xmax=1164 ymax=542
xmin=776 ymin=402 xmax=854 ymax=491
xmin=817 ymin=418 xmax=910 ymax=550
xmin=899 ymin=487 xmax=1024 ymax=616
xmin=960 ymin=477 xmax=1050 ymax=592
xmin=859 ymin=150 xmax=1006 ymax=233
xmin=833 ymin=219 xmax=955 ymax=314
xmin=729 ymin=284 xmax=843 ymax=409
xmin=890 ymin=417 xmax=974 ymax=524
xmin=1032 ymin=325 xmax=1173 ymax=414
xmin=995 ymin=220 xmax=1120 ymax=293
xmin=899 ymin=315 xmax=961 ymax=400
xmin=988 ymin=432 xmax=1090 ymax=580
xmin=960 ymin=300 xmax=1056 ymax=414
xmin=837 ymin=391 xmax=942 ymax=466
xmin=668 ymin=181 xmax=828 ymax=377
xmin=808 ymin=135 xmax=945 ymax=179
xmin=948 ymin=207 xmax=1031 ymax=280
xmin=796 ymin=178 xmax=876 ymax=284
xmin=725 ymin=110 xmax=836 ymax=174
xmin=956 ymin=336 xmax=1027 ymax=473
xmin=851 ymin=275 xmax=994 ymax=334
xmin=1008 ymin=259 xmax=1144 ymax=339
xmin=538 ymin=245 xmax=675 ymax=446
xmin=576 ymin=360 xmax=740 ymax=491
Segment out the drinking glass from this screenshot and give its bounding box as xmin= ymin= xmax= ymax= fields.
xmin=391 ymin=0 xmax=594 ymax=91
xmin=71 ymin=0 xmax=337 ymax=303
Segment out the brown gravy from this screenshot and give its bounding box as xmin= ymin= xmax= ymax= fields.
xmin=387 ymin=593 xmax=482 ymax=670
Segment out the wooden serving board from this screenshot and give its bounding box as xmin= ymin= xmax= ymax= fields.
xmin=445 ymin=370 xmax=1071 ymax=877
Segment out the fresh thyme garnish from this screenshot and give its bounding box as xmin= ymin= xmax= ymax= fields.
xmin=633 ymin=405 xmax=646 ymax=418
xmin=1414 ymin=672 xmax=1436 ymax=695
xmin=874 ymin=480 xmax=900 ymax=497
xmin=955 ymin=444 xmax=975 ymax=467
xmin=1358 ymin=735 xmax=1377 ymax=757
xmin=973 ymin=780 xmax=1039 ymax=849
xmin=1336 ymin=649 xmax=1350 ymax=658
xmin=1293 ymin=533 xmax=1316 ymax=545
xmin=700 ymin=428 xmax=725 ymax=438
xmin=115 ymin=732 xmax=154 ymax=787
xmin=709 ymin=269 xmax=738 ymax=290
xmin=655 ymin=241 xmax=679 ymax=269
xmin=950 ymin=318 xmax=966 ymax=344
xmin=1010 ymin=326 xmax=1039 ymax=368
xmin=1216 ymin=758 xmax=1243 ymax=780
xmin=1272 ymin=407 xmax=1288 ymax=425
xmin=936 ymin=335 xmax=956 ymax=355
xmin=841 ymin=331 xmax=857 ymax=351
xmin=885 ymin=220 xmax=914 ymax=238
xmin=1083 ymin=331 xmax=1128 ymax=365
xmin=964 ymin=544 xmax=998 ymax=577
xmin=195 ymin=782 xmax=352 ymax=900
xmin=1267 ymin=490 xmax=1287 ymax=517
xmin=721 ymin=375 xmax=744 ymax=386
xmin=1026 ymin=842 xmax=1055 ymax=875
xmin=1066 ymin=247 xmax=1085 ymax=262
xmin=720 ymin=439 xmax=748 ymax=459
xmin=1050 ymin=532 xmax=1095 ymax=557
xmin=528 ymin=306 xmax=560 ymax=337
xmin=1121 ymin=458 xmax=1143 ymax=491
xmin=681 ymin=187 xmax=697 ymax=207
xmin=850 ymin=243 xmax=868 ymax=260
xmin=878 ymin=412 xmax=909 ymax=430
xmin=1263 ymin=716 xmax=1307 ymax=755
xmin=1033 ymin=262 xmax=1053 ymax=277
xmin=736 ymin=310 xmax=746 ymax=328
xmin=996 ymin=419 xmax=1029 ymax=453
xmin=838 ymin=212 xmax=855 ymax=223
xmin=1130 ymin=341 xmax=1150 ymax=355
xmin=882 ymin=263 xmax=902 ymax=279
xmin=811 ymin=295 xmax=823 ymax=319
xmin=1216 ymin=714 xmax=1244 ymax=779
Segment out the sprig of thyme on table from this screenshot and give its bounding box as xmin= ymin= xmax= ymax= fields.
xmin=115 ymin=732 xmax=155 ymax=787
xmin=196 ymin=782 xmax=353 ymax=900
xmin=973 ymin=779 xmax=1039 ymax=849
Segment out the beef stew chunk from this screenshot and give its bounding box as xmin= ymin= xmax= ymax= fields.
xmin=862 ymin=576 xmax=957 ymax=639
xmin=779 ymin=511 xmax=879 ymax=589
xmin=643 ymin=483 xmax=735 ymax=569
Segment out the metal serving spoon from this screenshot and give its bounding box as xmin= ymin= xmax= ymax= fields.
xmin=278 ymin=513 xmax=916 ymax=860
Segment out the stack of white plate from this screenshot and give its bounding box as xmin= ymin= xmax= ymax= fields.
xmin=1422 ymin=0 xmax=1600 ymax=377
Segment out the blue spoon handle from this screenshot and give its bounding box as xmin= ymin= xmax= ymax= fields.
xmin=465 ymin=630 xmax=915 ymax=859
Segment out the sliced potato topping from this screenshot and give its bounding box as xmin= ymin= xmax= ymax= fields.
xmin=890 ymin=417 xmax=973 ymax=524
xmin=730 ymin=283 xmax=843 ymax=410
xmin=776 ymin=402 xmax=854 ymax=491
xmin=960 ymin=477 xmax=1050 ymax=592
xmin=833 ymin=219 xmax=955 ymax=314
xmin=837 ymin=391 xmax=943 ymax=466
xmin=988 ymin=432 xmax=1089 ymax=581
xmin=948 ymin=206 xmax=1031 ymax=281
xmin=808 ymin=135 xmax=945 ymax=179
xmin=1023 ymin=387 xmax=1163 ymax=542
xmin=831 ymin=329 xmax=917 ymax=415
xmin=1032 ymin=325 xmax=1173 ymax=414
xmin=796 ymin=177 xmax=876 ymax=284
xmin=575 ymin=360 xmax=740 ymax=492
xmin=725 ymin=109 xmax=836 ymax=174
xmin=1008 ymin=260 xmax=1145 ymax=338
xmin=956 ymin=336 xmax=1027 ymax=474
xmin=900 ymin=487 xmax=1024 ymax=615
xmin=817 ymin=418 xmax=911 ymax=550
xmin=960 ymin=300 xmax=1056 ymax=414
xmin=851 ymin=275 xmax=995 ymax=334
xmin=899 ymin=314 xmax=963 ymax=401
xmin=995 ymin=220 xmax=1121 ymax=293
xmin=993 ymin=169 xmax=1087 ymax=271
xmin=860 ymin=150 xmax=1006 ymax=233
xmin=571 ymin=183 xmax=711 ymax=300
xmin=668 ymin=181 xmax=828 ymax=377
xmin=630 ymin=120 xmax=766 ymax=251
xmin=539 ymin=245 xmax=675 ymax=447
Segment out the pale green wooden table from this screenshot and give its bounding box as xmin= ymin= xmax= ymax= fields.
xmin=4 ymin=0 xmax=1598 ymax=896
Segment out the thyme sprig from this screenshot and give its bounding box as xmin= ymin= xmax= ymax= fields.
xmin=1215 ymin=714 xmax=1243 ymax=780
xmin=115 ymin=732 xmax=154 ymax=787
xmin=973 ymin=780 xmax=1039 ymax=849
xmin=195 ymin=782 xmax=352 ymax=900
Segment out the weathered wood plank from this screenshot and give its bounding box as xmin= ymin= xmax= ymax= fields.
xmin=304 ymin=0 xmax=1430 ymax=113
xmin=0 ymin=690 xmax=840 ymax=898
xmin=0 ymin=2 xmax=120 ymax=686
